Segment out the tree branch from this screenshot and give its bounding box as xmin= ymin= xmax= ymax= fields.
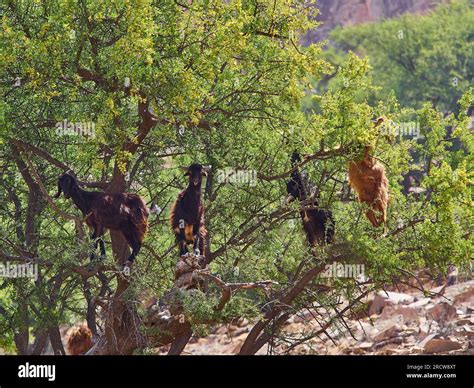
xmin=196 ymin=270 xmax=277 ymax=311
xmin=257 ymin=146 xmax=345 ymax=181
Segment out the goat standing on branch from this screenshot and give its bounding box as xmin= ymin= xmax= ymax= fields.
xmin=286 ymin=152 xmax=335 ymax=246
xmin=54 ymin=171 xmax=150 ymax=266
xmin=347 ymin=118 xmax=389 ymax=232
xmin=170 ymin=164 xmax=210 ymax=261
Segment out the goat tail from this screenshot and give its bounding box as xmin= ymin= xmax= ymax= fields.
xmin=135 ymin=215 xmax=149 ymax=243
xmin=130 ymin=197 xmax=150 ymax=243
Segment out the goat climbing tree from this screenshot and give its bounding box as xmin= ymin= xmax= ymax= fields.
xmin=0 ymin=0 xmax=472 ymax=355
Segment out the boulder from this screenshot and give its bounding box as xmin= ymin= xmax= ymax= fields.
xmin=456 ymin=317 xmax=474 ymax=326
xmin=379 ymin=305 xmax=419 ymax=324
xmin=418 ymin=333 xmax=438 ymax=348
xmin=373 ymin=336 xmax=403 ymax=351
xmin=453 ymin=286 xmax=474 ymax=308
xmin=369 ymin=291 xmax=415 ymax=316
xmin=374 ymin=324 xmax=402 ymax=342
xmin=382 ymin=291 xmax=416 ymax=304
xmin=426 ymin=302 xmax=458 ymax=326
xmin=423 ymin=338 xmax=462 ymax=354
xmin=408 ymin=298 xmax=431 ymax=309
xmin=369 ymin=294 xmax=387 ymax=316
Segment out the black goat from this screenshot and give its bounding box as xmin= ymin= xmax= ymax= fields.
xmin=286 ymin=152 xmax=334 ymax=246
xmin=54 ymin=171 xmax=149 ymax=266
xmin=170 ymin=164 xmax=210 ymax=259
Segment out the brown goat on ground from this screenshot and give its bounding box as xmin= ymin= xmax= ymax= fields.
xmin=348 ymin=146 xmax=389 ymax=231
xmin=66 ymin=324 xmax=92 ymax=355
xmin=54 ymin=171 xmax=149 ymax=265
xmin=170 ymin=164 xmax=210 ymax=261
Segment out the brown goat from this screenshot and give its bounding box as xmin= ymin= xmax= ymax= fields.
xmin=66 ymin=324 xmax=93 ymax=355
xmin=170 ymin=164 xmax=210 ymax=260
xmin=348 ymin=146 xmax=389 ymax=231
xmin=54 ymin=171 xmax=149 ymax=265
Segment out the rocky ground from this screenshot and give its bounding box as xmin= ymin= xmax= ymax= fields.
xmin=168 ymin=279 xmax=474 ymax=355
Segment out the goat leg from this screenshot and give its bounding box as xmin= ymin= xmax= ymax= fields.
xmin=178 ymin=228 xmax=188 ymax=256
xmin=192 ymin=224 xmax=201 ymax=256
xmin=89 ymin=228 xmax=106 ymax=261
xmin=126 ymin=244 xmax=140 ymax=264
xmin=123 ymin=230 xmax=141 ymax=265
xmin=365 ymin=209 xmax=380 ymax=228
xmin=98 ymin=239 xmax=106 ymax=260
xmin=89 ymin=230 xmax=100 ymax=262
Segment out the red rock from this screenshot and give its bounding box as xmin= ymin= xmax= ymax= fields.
xmin=369 ymin=294 xmax=387 ymax=315
xmin=408 ymin=298 xmax=431 ymax=309
xmin=461 ymin=329 xmax=474 ymax=340
xmin=423 ymin=338 xmax=462 ymax=354
xmin=369 ymin=291 xmax=415 ymax=316
xmin=456 ymin=317 xmax=474 ymax=325
xmin=374 ymin=324 xmax=402 ymax=342
xmin=379 ymin=306 xmax=419 ymax=324
xmin=418 ymin=333 xmax=438 ymax=348
xmin=453 ymin=286 xmax=474 ymax=307
xmin=426 ymin=302 xmax=458 ymax=326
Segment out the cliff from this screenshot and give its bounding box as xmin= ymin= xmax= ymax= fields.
xmin=302 ymin=0 xmax=449 ymax=45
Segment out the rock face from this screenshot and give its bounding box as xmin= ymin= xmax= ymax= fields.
xmin=302 ymin=0 xmax=447 ymax=45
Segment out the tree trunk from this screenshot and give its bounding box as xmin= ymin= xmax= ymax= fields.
xmin=49 ymin=326 xmax=66 ymax=355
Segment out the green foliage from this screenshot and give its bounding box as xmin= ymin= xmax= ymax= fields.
xmin=329 ymin=0 xmax=473 ymax=112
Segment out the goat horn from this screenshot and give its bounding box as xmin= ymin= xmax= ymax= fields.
xmin=202 ymin=165 xmax=212 ymax=172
